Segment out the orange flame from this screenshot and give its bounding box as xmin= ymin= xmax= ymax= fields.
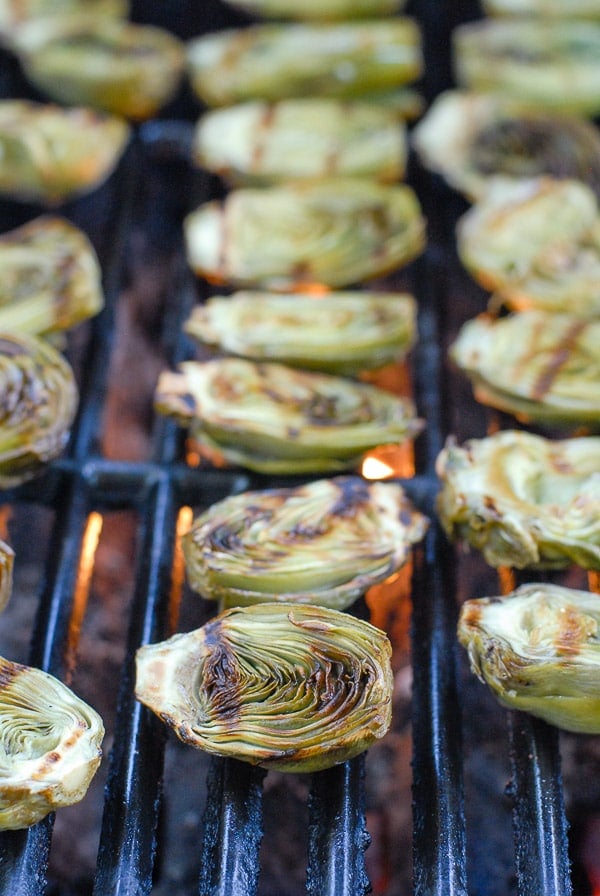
xmin=66 ymin=512 xmax=103 ymax=682
xmin=169 ymin=506 xmax=193 ymax=634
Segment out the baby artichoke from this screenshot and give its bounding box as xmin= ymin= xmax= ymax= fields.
xmin=219 ymin=0 xmax=404 ymax=19
xmin=155 ymin=357 xmax=423 ymax=474
xmin=184 ymin=290 xmax=416 ymax=376
xmin=0 ymin=216 xmax=103 ymax=336
xmin=412 ymin=91 xmax=600 ymax=203
xmin=456 ymin=177 xmax=600 ymax=317
xmin=13 ymin=15 xmax=185 ymax=121
xmin=449 ymin=310 xmax=600 ymax=425
xmin=454 ymin=20 xmax=600 ymax=117
xmin=0 ymin=656 xmax=104 ymax=829
xmin=135 ymin=603 xmax=392 ymax=772
xmin=0 ymin=100 xmax=130 ymax=205
xmin=183 ymin=476 xmax=429 ymax=610
xmin=184 ymin=179 xmax=426 ymax=290
xmin=0 ymin=0 xmax=126 ymax=44
xmin=458 ymin=583 xmax=600 ymax=733
xmin=186 ymin=20 xmax=422 ymax=107
xmin=193 ymin=98 xmax=407 ymax=185
xmin=436 ymin=430 xmax=600 ymax=570
xmin=0 ymin=331 xmax=78 ymax=486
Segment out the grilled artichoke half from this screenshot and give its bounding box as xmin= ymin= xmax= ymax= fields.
xmin=135 ymin=603 xmax=392 ymax=772
xmin=193 ymin=98 xmax=407 ymax=186
xmin=0 ymin=0 xmax=126 ymax=44
xmin=457 ymin=177 xmax=600 ymax=317
xmin=412 ymin=91 xmax=600 ymax=204
xmin=436 ymin=431 xmax=600 ymax=570
xmin=0 ymin=100 xmax=129 ymax=205
xmin=155 ymin=357 xmax=423 ymax=474
xmin=184 ymin=180 xmax=425 ymax=290
xmin=0 ymin=540 xmax=14 ymax=614
xmin=0 ymin=332 xmax=78 ymax=486
xmin=449 ymin=311 xmax=600 ymax=425
xmin=183 ymin=476 xmax=429 ymax=610
xmin=220 ymin=0 xmax=404 ymax=19
xmin=0 ymin=216 xmax=103 ymax=336
xmin=13 ymin=15 xmax=185 ymax=121
xmin=184 ymin=291 xmax=416 ymax=376
xmin=458 ymin=583 xmax=600 ymax=733
xmin=454 ymin=20 xmax=600 ymax=117
xmin=0 ymin=656 xmax=104 ymax=829
xmin=481 ymin=0 xmax=600 ymax=16
xmin=186 ymin=20 xmax=422 ymax=107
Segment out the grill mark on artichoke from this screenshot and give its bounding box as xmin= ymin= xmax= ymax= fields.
xmin=531 ymin=318 xmax=588 ymax=400
xmin=251 ymin=104 xmax=277 ymax=172
xmin=0 ymin=658 xmax=25 ymax=689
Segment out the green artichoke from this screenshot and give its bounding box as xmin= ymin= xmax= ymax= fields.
xmin=186 ymin=20 xmax=422 ymax=107
xmin=454 ymin=20 xmax=600 ymax=117
xmin=436 ymin=430 xmax=600 ymax=569
xmin=0 ymin=100 xmax=130 ymax=205
xmin=184 ymin=290 xmax=416 ymax=376
xmin=412 ymin=91 xmax=600 ymax=204
xmin=456 ymin=177 xmax=600 ymax=317
xmin=13 ymin=15 xmax=185 ymax=121
xmin=0 ymin=656 xmax=104 ymax=829
xmin=458 ymin=583 xmax=600 ymax=733
xmin=155 ymin=357 xmax=423 ymax=474
xmin=449 ymin=310 xmax=600 ymax=425
xmin=135 ymin=603 xmax=392 ymax=772
xmin=0 ymin=0 xmax=126 ymax=44
xmin=184 ymin=179 xmax=426 ymax=290
xmin=220 ymin=0 xmax=404 ymax=20
xmin=0 ymin=216 xmax=103 ymax=336
xmin=183 ymin=476 xmax=429 ymax=610
xmin=0 ymin=331 xmax=78 ymax=486
xmin=0 ymin=540 xmax=14 ymax=614
xmin=193 ymin=98 xmax=407 ymax=185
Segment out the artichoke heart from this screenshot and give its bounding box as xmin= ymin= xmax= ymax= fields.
xmin=135 ymin=604 xmax=392 ymax=772
xmin=0 ymin=331 xmax=78 ymax=486
xmin=0 ymin=656 xmax=104 ymax=829
xmin=0 ymin=100 xmax=130 ymax=205
xmin=220 ymin=0 xmax=404 ymax=20
xmin=454 ymin=20 xmax=600 ymax=117
xmin=12 ymin=15 xmax=185 ymax=121
xmin=456 ymin=177 xmax=600 ymax=317
xmin=436 ymin=430 xmax=600 ymax=570
xmin=183 ymin=476 xmax=429 ymax=610
xmin=458 ymin=583 xmax=600 ymax=733
xmin=412 ymin=91 xmax=600 ymax=204
xmin=184 ymin=179 xmax=426 ymax=290
xmin=186 ymin=20 xmax=422 ymax=107
xmin=184 ymin=290 xmax=416 ymax=375
xmin=449 ymin=310 xmax=600 ymax=425
xmin=155 ymin=357 xmax=423 ymax=474
xmin=193 ymin=98 xmax=407 ymax=186
xmin=0 ymin=216 xmax=103 ymax=336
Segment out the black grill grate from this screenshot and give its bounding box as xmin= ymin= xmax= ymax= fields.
xmin=0 ymin=1 xmax=584 ymax=893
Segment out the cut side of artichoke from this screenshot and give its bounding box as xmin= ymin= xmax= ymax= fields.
xmin=184 ymin=179 xmax=426 ymax=290
xmin=456 ymin=177 xmax=600 ymax=317
xmin=184 ymin=290 xmax=416 ymax=375
xmin=0 ymin=656 xmax=104 ymax=829
xmin=0 ymin=331 xmax=78 ymax=486
xmin=436 ymin=430 xmax=600 ymax=569
xmin=193 ymin=98 xmax=407 ymax=185
xmin=135 ymin=603 xmax=392 ymax=772
xmin=0 ymin=216 xmax=103 ymax=336
xmin=454 ymin=20 xmax=600 ymax=117
xmin=220 ymin=0 xmax=404 ymax=20
xmin=412 ymin=91 xmax=600 ymax=203
xmin=186 ymin=20 xmax=422 ymax=107
xmin=0 ymin=100 xmax=130 ymax=205
xmin=183 ymin=476 xmax=429 ymax=610
xmin=458 ymin=583 xmax=600 ymax=733
xmin=155 ymin=357 xmax=423 ymax=474
xmin=13 ymin=15 xmax=185 ymax=121
xmin=449 ymin=310 xmax=600 ymax=425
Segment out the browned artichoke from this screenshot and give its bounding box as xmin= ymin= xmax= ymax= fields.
xmin=135 ymin=603 xmax=392 ymax=772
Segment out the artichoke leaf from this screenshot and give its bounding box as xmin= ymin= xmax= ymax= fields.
xmin=458 ymin=583 xmax=600 ymax=733
xmin=183 ymin=476 xmax=429 ymax=610
xmin=436 ymin=430 xmax=600 ymax=569
xmin=155 ymin=357 xmax=423 ymax=475
xmin=184 ymin=290 xmax=416 ymax=375
xmin=0 ymin=656 xmax=104 ymax=829
xmin=135 ymin=604 xmax=392 ymax=772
